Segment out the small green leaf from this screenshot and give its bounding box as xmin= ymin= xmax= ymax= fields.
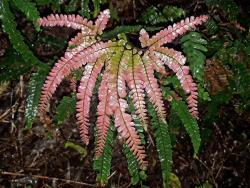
xmin=55 ymin=94 xmax=76 ymax=125
xmin=65 ymin=141 xmax=87 ymax=158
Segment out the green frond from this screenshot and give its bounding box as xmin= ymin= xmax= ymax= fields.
xmin=0 ymin=0 xmax=46 ymax=69
xmin=55 ymin=94 xmax=76 ymax=125
xmin=80 ymin=0 xmax=90 ymax=18
xmin=102 ymin=25 xmax=162 ymax=40
xmin=92 ymin=0 xmax=100 ymax=17
xmin=204 ymin=18 xmax=218 ymax=35
xmin=171 ymin=100 xmax=201 ymax=155
xmin=139 ymin=6 xmax=167 ymax=25
xmin=181 ymin=32 xmax=208 ymax=84
xmin=147 ymin=102 xmax=172 ymax=188
xmin=93 ymin=123 xmax=114 ymax=186
xmin=0 ymin=50 xmax=32 ymax=81
xmin=162 ymin=5 xmax=186 ymax=22
xmin=25 ymin=70 xmax=48 ymax=129
xmin=11 ymin=0 xmax=40 ymax=30
xmin=123 ymin=97 xmax=147 ymax=185
xmin=139 ymin=5 xmax=185 ymax=25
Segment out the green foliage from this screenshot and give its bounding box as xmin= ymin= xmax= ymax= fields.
xmin=172 ymin=100 xmax=201 ymax=155
xmin=80 ymin=0 xmax=90 ymax=18
xmin=55 ymin=94 xmax=77 ymax=125
xmin=93 ymin=123 xmax=114 ymax=186
xmin=181 ymin=32 xmax=208 ymax=84
xmin=0 ymin=0 xmax=46 ymax=69
xmin=205 ymin=0 xmax=239 ymax=21
xmin=92 ymin=0 xmax=101 ymax=18
xmin=162 ymin=5 xmax=186 ymax=22
xmin=205 ymin=38 xmax=250 ymax=123
xmin=64 ymin=141 xmax=87 ymax=158
xmin=204 ymin=17 xmax=218 ymax=35
xmin=0 ymin=50 xmax=32 ymax=81
xmin=148 ymin=102 xmax=172 ymax=188
xmin=11 ymin=0 xmax=40 ymax=30
xmin=140 ymin=6 xmax=167 ymax=25
xmin=102 ymin=25 xmax=162 ymax=40
xmin=139 ymin=5 xmax=185 ymax=25
xmin=25 ymin=70 xmax=48 ymax=129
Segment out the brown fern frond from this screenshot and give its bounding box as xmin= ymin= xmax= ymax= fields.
xmin=140 ymin=15 xmax=208 ymax=48
xmin=76 ymin=55 xmax=107 ymax=145
xmin=152 ymin=47 xmax=199 ymax=118
xmin=95 ymin=73 xmax=112 ymax=157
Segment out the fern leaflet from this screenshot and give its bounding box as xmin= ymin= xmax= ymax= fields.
xmin=25 ymin=70 xmax=48 ymax=129
xmin=55 ymin=94 xmax=76 ymax=125
xmin=148 ymin=102 xmax=172 ymax=188
xmin=172 ymin=100 xmax=201 ymax=155
xmin=93 ymin=123 xmax=114 ymax=186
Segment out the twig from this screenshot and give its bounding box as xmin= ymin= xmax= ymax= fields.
xmin=0 ymin=171 xmax=96 ymax=187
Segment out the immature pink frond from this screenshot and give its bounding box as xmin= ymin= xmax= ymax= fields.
xmin=76 ymin=56 xmax=106 ymax=145
xmin=141 ymin=55 xmax=166 ymax=120
xmin=107 ymin=49 xmax=147 ymax=169
xmin=39 ymin=41 xmax=112 ymax=114
xmin=68 ymin=32 xmax=95 ymax=47
xmin=152 ymin=47 xmax=199 ymax=118
xmin=95 ymin=74 xmax=112 ymax=157
xmin=38 ymin=14 xmax=94 ymax=32
xmin=114 ymin=103 xmax=148 ymax=169
xmin=126 ymin=54 xmax=148 ymax=130
xmin=147 ymin=51 xmax=168 ymax=76
xmin=141 ymin=15 xmax=208 ymax=48
xmin=139 ymin=29 xmax=150 ymax=48
xmin=94 ymin=9 xmax=110 ymax=35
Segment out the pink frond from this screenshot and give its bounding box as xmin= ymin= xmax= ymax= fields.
xmin=94 ymin=9 xmax=110 ymax=35
xmin=145 ymin=15 xmax=208 ymax=47
xmin=141 ymin=55 xmax=166 ymax=120
xmin=95 ymin=73 xmax=113 ymax=157
xmin=76 ymin=57 xmax=106 ymax=145
xmin=114 ymin=105 xmax=148 ymax=169
xmin=39 ymin=41 xmax=113 ymax=114
xmin=126 ymin=55 xmax=148 ymax=130
xmin=68 ymin=32 xmax=95 ymax=47
xmin=152 ymin=47 xmax=199 ymax=119
xmin=38 ymin=14 xmax=94 ymax=32
xmin=139 ymin=29 xmax=150 ymax=48
xmin=147 ymin=51 xmax=168 ymax=76
xmin=106 ymin=50 xmax=147 ymax=169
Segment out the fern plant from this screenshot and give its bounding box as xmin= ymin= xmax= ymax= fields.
xmin=36 ymin=9 xmax=208 ymax=186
